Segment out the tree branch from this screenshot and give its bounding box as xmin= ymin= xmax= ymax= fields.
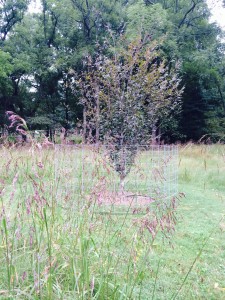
xmin=178 ymin=0 xmax=197 ymax=29
xmin=47 ymin=11 xmax=59 ymax=47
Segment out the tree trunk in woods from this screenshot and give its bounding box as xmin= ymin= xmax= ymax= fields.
xmin=60 ymin=127 xmax=66 ymax=144
xmin=83 ymin=106 xmax=87 ymax=144
xmin=151 ymin=124 xmax=157 ymax=145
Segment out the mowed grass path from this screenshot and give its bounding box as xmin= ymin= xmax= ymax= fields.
xmin=0 ymin=144 xmax=224 ymax=299
xmin=154 ymin=144 xmax=225 ymax=299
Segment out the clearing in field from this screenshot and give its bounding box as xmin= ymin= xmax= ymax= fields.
xmin=55 ymin=144 xmax=178 ymax=211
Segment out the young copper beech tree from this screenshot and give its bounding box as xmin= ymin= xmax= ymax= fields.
xmin=78 ymin=38 xmax=183 ymax=190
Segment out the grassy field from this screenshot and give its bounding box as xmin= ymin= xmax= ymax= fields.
xmin=0 ymin=144 xmax=224 ymax=299
xmin=153 ymin=144 xmax=225 ymax=299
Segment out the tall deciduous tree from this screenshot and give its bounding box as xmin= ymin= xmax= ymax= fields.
xmin=71 ymin=0 xmax=127 ymax=41
xmin=126 ymin=0 xmax=225 ymax=141
xmin=0 ymin=0 xmax=225 ymax=142
xmin=0 ymin=0 xmax=30 ymax=41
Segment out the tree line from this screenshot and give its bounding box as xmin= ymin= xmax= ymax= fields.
xmin=0 ymin=0 xmax=225 ymax=143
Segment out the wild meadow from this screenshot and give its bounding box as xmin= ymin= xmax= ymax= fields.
xmin=0 ymin=143 xmax=224 ymax=299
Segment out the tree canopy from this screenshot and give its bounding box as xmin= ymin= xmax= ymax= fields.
xmin=0 ymin=0 xmax=225 ymax=142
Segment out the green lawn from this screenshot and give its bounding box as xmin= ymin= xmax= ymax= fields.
xmin=0 ymin=144 xmax=224 ymax=299
xmin=163 ymin=144 xmax=225 ymax=299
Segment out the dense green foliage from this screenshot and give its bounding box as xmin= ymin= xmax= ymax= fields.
xmin=0 ymin=0 xmax=225 ymax=141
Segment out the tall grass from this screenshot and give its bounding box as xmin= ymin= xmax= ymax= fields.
xmin=0 ymin=143 xmax=224 ymax=299
xmin=0 ymin=145 xmax=178 ymax=299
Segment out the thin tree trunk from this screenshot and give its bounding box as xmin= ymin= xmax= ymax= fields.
xmin=83 ymin=106 xmax=87 ymax=144
xmin=151 ymin=124 xmax=157 ymax=145
xmin=216 ymin=82 xmax=225 ymax=114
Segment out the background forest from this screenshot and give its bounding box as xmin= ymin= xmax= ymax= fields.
xmin=1 ymin=0 xmax=225 ymax=143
